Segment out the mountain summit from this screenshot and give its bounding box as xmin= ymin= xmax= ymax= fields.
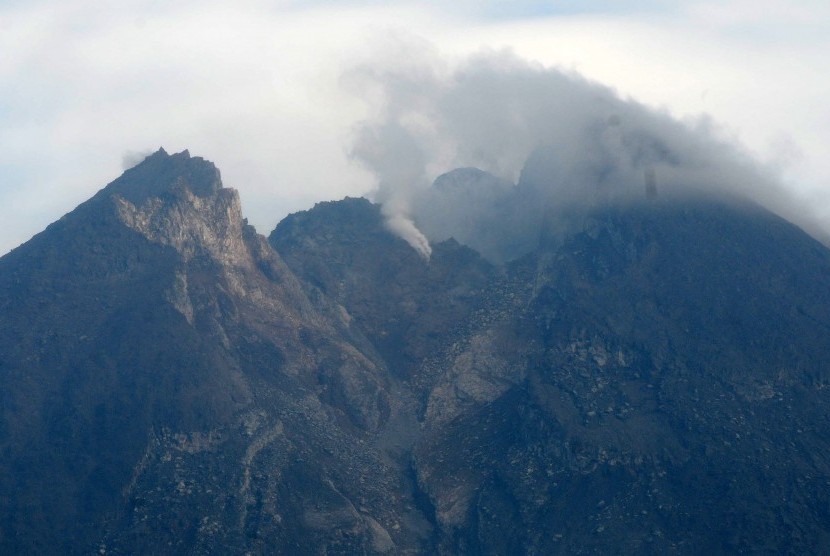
xmin=104 ymin=148 xmax=222 ymax=202
xmin=2 ymin=150 xmax=830 ymax=554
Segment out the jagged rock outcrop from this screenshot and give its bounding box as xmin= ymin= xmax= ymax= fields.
xmin=3 ymin=150 xmax=830 ymax=554
xmin=270 ymin=197 xmax=496 ymax=382
xmin=0 ymin=150 xmax=416 ymax=554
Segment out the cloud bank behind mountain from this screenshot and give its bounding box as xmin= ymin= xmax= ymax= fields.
xmin=348 ymin=44 xmax=829 ymax=262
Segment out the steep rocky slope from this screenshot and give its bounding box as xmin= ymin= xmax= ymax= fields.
xmin=0 ymin=150 xmax=426 ymax=554
xmin=410 ymin=197 xmax=830 ymax=553
xmin=270 ymin=197 xmax=496 ymax=383
xmin=270 ymin=187 xmax=830 ymax=554
xmin=3 ymin=150 xmax=830 ymax=554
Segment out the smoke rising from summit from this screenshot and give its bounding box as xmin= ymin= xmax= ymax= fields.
xmin=122 ymin=149 xmax=156 ymax=171
xmin=348 ymin=43 xmax=827 ymax=262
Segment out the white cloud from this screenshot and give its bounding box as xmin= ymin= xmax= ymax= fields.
xmin=1 ymin=0 xmax=828 ymax=255
xmin=437 ymin=9 xmax=830 ymax=208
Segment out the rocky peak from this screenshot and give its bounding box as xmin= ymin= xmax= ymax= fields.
xmin=6 ymin=150 xmax=830 ymax=554
xmin=102 ymin=149 xmax=251 ymax=268
xmin=102 ymin=148 xmax=222 ymax=204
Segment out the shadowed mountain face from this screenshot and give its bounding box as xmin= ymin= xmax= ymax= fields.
xmin=410 ymin=198 xmax=830 ymax=553
xmin=2 ymin=150 xmax=830 ymax=554
xmin=0 ymin=150 xmax=416 ymax=554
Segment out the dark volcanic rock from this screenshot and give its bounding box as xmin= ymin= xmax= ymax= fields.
xmin=270 ymin=197 xmax=496 ymax=383
xmin=0 ymin=151 xmax=423 ymax=554
xmin=413 ymin=197 xmax=830 ymax=554
xmin=3 ymin=150 xmax=830 ymax=554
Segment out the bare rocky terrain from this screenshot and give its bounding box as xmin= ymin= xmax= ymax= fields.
xmin=2 ymin=149 xmax=830 ymax=554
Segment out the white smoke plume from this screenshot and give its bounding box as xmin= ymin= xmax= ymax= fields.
xmin=121 ymin=149 xmax=156 ymax=170
xmin=347 ymin=40 xmax=827 ymax=262
xmin=350 ymin=114 xmax=435 ymax=259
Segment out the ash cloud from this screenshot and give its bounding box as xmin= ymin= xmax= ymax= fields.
xmin=348 ymin=43 xmax=825 ymax=262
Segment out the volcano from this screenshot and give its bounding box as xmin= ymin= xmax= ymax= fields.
xmin=1 ymin=149 xmax=830 ymax=554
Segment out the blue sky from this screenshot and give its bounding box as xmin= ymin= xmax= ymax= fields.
xmin=1 ymin=0 xmax=829 ymax=255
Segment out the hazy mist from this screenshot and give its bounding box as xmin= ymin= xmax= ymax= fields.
xmin=349 ymin=45 xmax=828 ymax=262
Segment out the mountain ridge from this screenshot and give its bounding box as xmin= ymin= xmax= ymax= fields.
xmin=2 ymin=150 xmax=830 ymax=553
